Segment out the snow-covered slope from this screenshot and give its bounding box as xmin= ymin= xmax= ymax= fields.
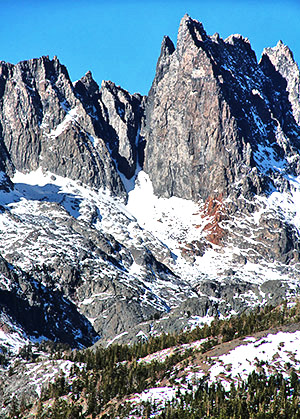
xmin=127 ymin=326 xmax=300 ymax=416
xmin=0 ymin=14 xmax=299 ymax=356
xmin=1 ymin=164 xmax=300 ymax=352
xmin=1 ymin=13 xmax=300 ymax=418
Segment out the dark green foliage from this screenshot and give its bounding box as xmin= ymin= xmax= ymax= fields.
xmin=66 ymin=299 xmax=300 ymax=372
xmin=12 ymin=300 xmax=300 ymax=417
xmin=155 ymin=371 xmax=300 ymax=419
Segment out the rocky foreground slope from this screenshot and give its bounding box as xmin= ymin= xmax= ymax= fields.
xmin=3 ymin=300 xmax=300 ymax=417
xmin=0 ymin=14 xmax=299 ymax=355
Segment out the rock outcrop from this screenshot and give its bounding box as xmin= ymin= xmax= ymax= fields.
xmin=0 ymin=57 xmax=144 ymax=196
xmin=0 ymin=15 xmax=300 ymax=353
xmin=142 ymin=14 xmax=300 ymax=266
xmin=75 ymin=75 xmax=145 ymax=181
xmin=0 ymin=254 xmax=98 ymax=348
xmin=261 ymin=41 xmax=300 ymax=125
xmin=143 ymin=15 xmax=300 ymax=204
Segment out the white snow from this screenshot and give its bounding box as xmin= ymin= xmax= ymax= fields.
xmin=0 ymin=164 xmax=298 ymax=354
xmin=138 ymin=339 xmax=207 ymax=365
xmin=44 ymin=107 xmax=79 ymax=139
xmin=126 ymin=329 xmax=300 ymax=415
xmin=209 ymin=330 xmax=300 ymax=390
xmin=0 ymin=329 xmax=29 ymax=355
xmin=22 ymin=359 xmax=84 ymax=398
xmin=4 ymin=167 xmax=298 ymax=301
xmin=131 ymin=386 xmax=178 ymax=405
xmin=106 ymin=331 xmax=129 ymax=346
xmin=0 ymin=152 xmax=299 ymax=356
xmin=0 ymin=312 xmax=38 ymax=355
xmin=126 ymin=171 xmax=202 ymax=248
xmin=187 ymin=315 xmax=215 ymax=329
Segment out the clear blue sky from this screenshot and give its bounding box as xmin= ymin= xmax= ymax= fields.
xmin=0 ymin=0 xmax=299 ymax=95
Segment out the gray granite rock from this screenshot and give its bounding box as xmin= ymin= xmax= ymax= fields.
xmin=0 ymin=57 xmax=126 ymax=195
xmin=0 ymin=14 xmax=300 ymax=357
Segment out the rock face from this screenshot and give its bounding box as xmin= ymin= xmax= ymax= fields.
xmin=0 ymin=255 xmax=97 ymax=348
xmin=142 ymin=14 xmax=300 ymax=266
xmin=262 ymin=41 xmax=300 ymax=125
xmin=0 ymin=56 xmax=144 ymax=196
xmin=0 ymin=15 xmax=300 ymax=352
xmin=74 ymin=75 xmax=145 ymax=180
xmin=143 ymin=15 xmax=300 ymax=203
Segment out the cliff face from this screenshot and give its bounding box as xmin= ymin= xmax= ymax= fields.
xmin=0 ymin=15 xmax=300 ymax=351
xmin=143 ymin=15 xmax=300 ymax=204
xmin=143 ymin=16 xmax=247 ymax=202
xmin=261 ymin=40 xmax=300 ymax=125
xmin=74 ymin=75 xmax=145 ymax=181
xmin=0 ymin=56 xmax=145 ymax=196
xmin=142 ymin=14 xmax=300 ymax=267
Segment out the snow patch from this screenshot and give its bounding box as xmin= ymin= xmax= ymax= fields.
xmin=44 ymin=107 xmax=79 ymax=139
xmin=209 ymin=330 xmax=300 ymax=390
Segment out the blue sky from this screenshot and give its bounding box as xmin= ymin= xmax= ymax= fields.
xmin=1 ymin=0 xmax=299 ymax=95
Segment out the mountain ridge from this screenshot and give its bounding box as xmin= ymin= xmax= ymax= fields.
xmin=0 ymin=14 xmax=299 ymax=356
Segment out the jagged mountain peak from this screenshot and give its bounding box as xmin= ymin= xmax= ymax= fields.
xmin=144 ymin=17 xmax=262 ymax=202
xmin=144 ymin=15 xmax=300 ymax=201
xmin=1 ymin=54 xmax=71 ymax=88
xmin=74 ymin=75 xmax=145 ymax=181
xmin=225 ymin=33 xmax=251 ymax=46
xmin=76 ymin=69 xmax=100 ymax=94
xmin=151 ymin=36 xmax=175 ymax=86
xmin=176 ymin=15 xmax=256 ymax=65
xmin=0 ymin=54 xmax=144 ymax=196
xmin=261 ymin=40 xmax=300 ymax=125
xmin=74 ymin=70 xmax=100 ymax=103
xmin=261 ymin=39 xmax=298 ymax=73
xmin=100 ymin=78 xmax=135 ymax=100
xmin=0 ymin=14 xmax=300 ymax=367
xmin=178 ymin=13 xmax=207 ymax=38
xmin=268 ymin=39 xmax=296 ymax=59
xmin=142 ymin=14 xmax=300 ymax=276
xmin=161 ymin=35 xmax=175 ymax=53
xmin=176 ymin=14 xmax=209 ymax=55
